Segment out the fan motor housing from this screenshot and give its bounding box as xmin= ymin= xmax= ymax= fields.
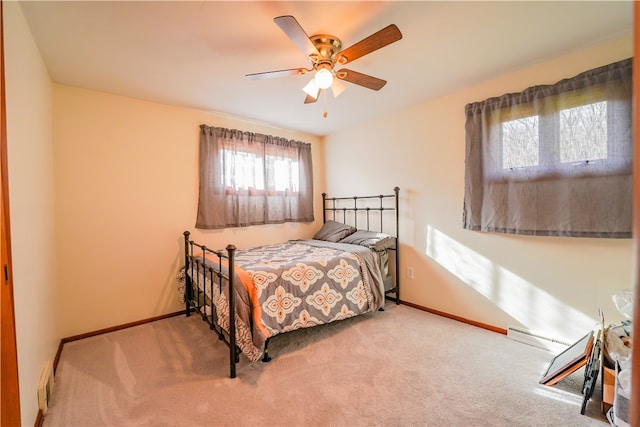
xmin=310 ymin=34 xmax=342 ymax=62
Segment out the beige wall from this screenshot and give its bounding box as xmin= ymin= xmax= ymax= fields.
xmin=324 ymin=36 xmax=633 ymax=344
xmin=52 ymin=85 xmax=325 ymax=338
xmin=4 ymin=2 xmax=58 ymax=424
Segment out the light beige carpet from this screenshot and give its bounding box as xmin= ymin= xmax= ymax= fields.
xmin=43 ymin=304 xmax=607 ymax=426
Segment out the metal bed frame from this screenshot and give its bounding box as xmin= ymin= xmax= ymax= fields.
xmin=321 ymin=186 xmax=400 ymax=303
xmin=182 ymin=187 xmax=400 ymax=378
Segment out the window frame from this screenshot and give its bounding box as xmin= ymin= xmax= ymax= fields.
xmin=219 ymin=145 xmax=301 ymax=196
xmin=486 ymin=82 xmax=629 ymax=181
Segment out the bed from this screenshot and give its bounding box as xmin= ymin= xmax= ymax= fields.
xmin=181 ymin=187 xmax=399 ymax=378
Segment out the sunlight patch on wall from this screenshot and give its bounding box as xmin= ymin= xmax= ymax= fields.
xmin=426 ymin=225 xmax=594 ymax=341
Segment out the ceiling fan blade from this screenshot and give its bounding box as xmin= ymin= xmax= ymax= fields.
xmin=304 ymin=92 xmax=318 ymax=104
xmin=337 ymin=69 xmax=387 ymax=91
xmin=246 ymin=68 xmax=309 ymax=80
xmin=335 ymin=24 xmax=402 ymax=65
xmin=274 ymin=15 xmax=320 ymax=58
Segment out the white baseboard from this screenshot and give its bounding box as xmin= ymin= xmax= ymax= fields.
xmin=506 ymin=325 xmax=569 ymax=353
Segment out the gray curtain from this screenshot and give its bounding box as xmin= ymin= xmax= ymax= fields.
xmin=463 ymin=58 xmax=632 ymax=238
xmin=196 ymin=125 xmax=314 ymax=229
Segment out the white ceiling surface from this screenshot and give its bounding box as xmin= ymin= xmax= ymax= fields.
xmin=19 ymin=1 xmax=633 ymax=137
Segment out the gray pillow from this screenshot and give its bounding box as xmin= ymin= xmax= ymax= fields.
xmin=339 ymin=230 xmax=396 ymax=251
xmin=313 ymin=220 xmax=356 ymax=243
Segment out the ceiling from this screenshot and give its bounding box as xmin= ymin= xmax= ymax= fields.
xmin=19 ymin=1 xmax=633 ymax=137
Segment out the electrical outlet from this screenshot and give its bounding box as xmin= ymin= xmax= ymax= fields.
xmin=406 ymin=267 xmax=414 ymax=279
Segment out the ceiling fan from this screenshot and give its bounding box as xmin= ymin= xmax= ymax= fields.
xmin=246 ymin=15 xmax=402 ymax=114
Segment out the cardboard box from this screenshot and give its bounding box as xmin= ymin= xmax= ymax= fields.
xmin=602 ymin=365 xmax=615 ymax=414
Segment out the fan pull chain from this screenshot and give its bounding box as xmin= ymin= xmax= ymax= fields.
xmin=323 ymin=90 xmax=328 ymax=118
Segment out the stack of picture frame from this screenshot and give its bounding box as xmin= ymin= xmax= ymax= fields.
xmin=539 ymin=310 xmax=605 ymax=415
xmin=539 ymin=331 xmax=595 ymax=386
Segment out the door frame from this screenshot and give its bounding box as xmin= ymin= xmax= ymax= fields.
xmin=0 ymin=0 xmax=22 ymax=425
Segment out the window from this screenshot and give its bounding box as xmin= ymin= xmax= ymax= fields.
xmin=464 ymin=58 xmax=632 ymax=238
xmin=219 ymin=148 xmax=300 ymax=194
xmin=502 ymin=115 xmax=539 ymax=169
xmin=222 ymin=147 xmax=299 ymax=194
xmin=196 ymin=125 xmax=314 ymax=229
xmin=501 ymin=100 xmax=609 ymax=170
xmin=559 ymin=101 xmax=607 ymax=164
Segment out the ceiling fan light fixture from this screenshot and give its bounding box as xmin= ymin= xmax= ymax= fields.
xmin=303 ymin=79 xmax=320 ymax=99
xmin=248 ymin=16 xmax=403 ymax=112
xmin=314 ymin=67 xmax=334 ymax=89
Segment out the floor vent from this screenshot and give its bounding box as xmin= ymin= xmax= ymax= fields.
xmin=506 ymin=326 xmax=569 ymax=352
xmin=37 ymin=361 xmax=54 ymax=414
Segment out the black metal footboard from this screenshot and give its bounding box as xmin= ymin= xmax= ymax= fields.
xmin=183 ymin=231 xmax=238 ymax=378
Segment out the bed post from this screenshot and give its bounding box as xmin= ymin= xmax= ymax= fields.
xmin=322 ymin=192 xmax=327 ymax=223
xmin=394 ymin=187 xmax=400 ymax=304
xmin=183 ymin=231 xmax=192 ymax=316
xmin=227 ymin=244 xmax=237 ymax=379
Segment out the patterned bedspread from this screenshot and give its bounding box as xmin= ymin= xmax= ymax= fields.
xmin=188 ymin=239 xmax=386 ymax=362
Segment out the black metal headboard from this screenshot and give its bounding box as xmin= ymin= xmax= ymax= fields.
xmin=321 ymin=187 xmax=400 ymax=304
xmin=321 ymin=187 xmax=399 ymax=236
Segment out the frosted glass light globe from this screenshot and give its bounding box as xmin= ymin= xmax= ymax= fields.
xmin=314 ymin=68 xmax=334 ymax=89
